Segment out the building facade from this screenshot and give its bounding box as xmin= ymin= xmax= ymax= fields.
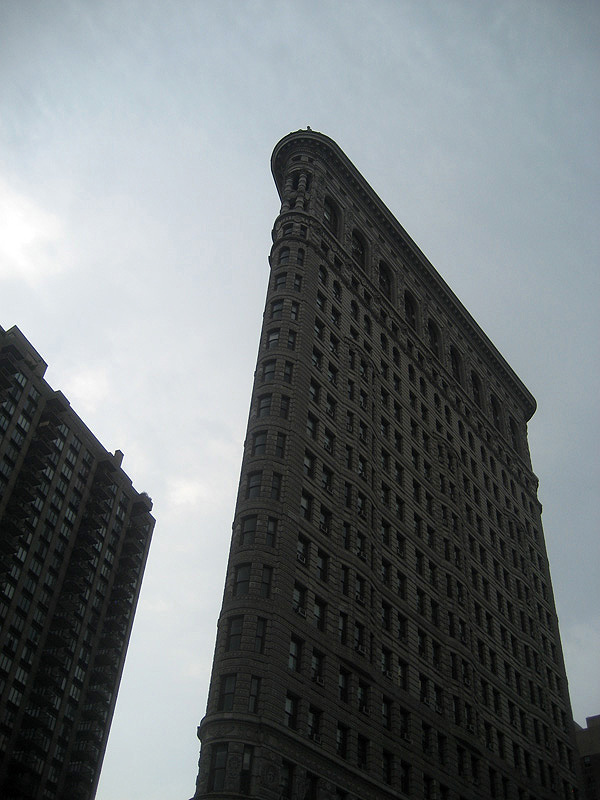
xmin=193 ymin=130 xmax=580 ymax=799
xmin=576 ymin=716 xmax=600 ymax=800
xmin=0 ymin=325 xmax=154 ymax=800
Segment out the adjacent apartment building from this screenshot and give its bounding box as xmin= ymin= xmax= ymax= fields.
xmin=192 ymin=130 xmax=581 ymax=799
xmin=0 ymin=325 xmax=154 ymax=799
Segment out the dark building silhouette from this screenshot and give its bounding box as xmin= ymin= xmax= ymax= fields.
xmin=0 ymin=325 xmax=154 ymax=800
xmin=193 ymin=130 xmax=581 ymax=799
xmin=576 ymin=715 xmax=600 ymax=800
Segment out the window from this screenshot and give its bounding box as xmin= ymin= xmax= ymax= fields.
xmin=278 ymin=247 xmax=290 ymax=265
xmin=246 ymin=471 xmax=261 ymax=499
xmin=257 ymin=394 xmax=271 ymax=418
xmin=471 ymin=370 xmax=483 ymax=407
xmin=254 ymin=617 xmax=266 ymax=653
xmin=300 ymin=491 xmax=312 ymax=520
xmin=275 ymin=272 xmax=287 ymax=290
xmin=225 ymin=616 xmax=243 ymax=651
xmin=233 ymin=564 xmax=251 ymax=597
xmin=404 ymin=291 xmax=417 ymax=330
xmin=218 ymin=674 xmax=236 ymax=711
xmin=289 ymin=636 xmax=302 ymax=671
xmin=267 ymin=328 xmax=280 ymax=349
xmin=284 ymin=693 xmax=298 ymax=729
xmin=271 ymin=299 xmax=283 ymax=319
xmin=275 ymin=432 xmax=286 ymax=458
xmin=260 ymin=565 xmax=272 ymax=597
xmin=323 ymin=197 xmax=338 ymax=236
xmin=270 ymin=473 xmax=281 ymax=500
xmin=240 ymin=516 xmax=256 ymax=546
xmin=428 ymin=319 xmax=440 ymax=358
xmin=279 ymin=395 xmax=290 ymax=418
xmin=251 ymin=431 xmax=267 ymax=456
xmin=262 ymin=359 xmax=276 ymax=382
xmin=379 ymin=261 xmax=392 ymax=299
xmin=325 ymin=394 xmax=336 ymax=419
xmin=336 ymin=723 xmax=348 ymax=757
xmin=311 ymin=649 xmax=324 ymax=682
xmin=290 ymin=301 xmax=299 ymax=320
xmin=306 ymin=413 xmax=317 ymax=439
xmin=293 ymin=582 xmax=307 ymax=615
xmin=313 ymin=597 xmax=326 ymax=631
xmin=351 ymin=230 xmax=366 ymax=266
xmin=293 ymin=273 xmax=302 ymax=291
xmin=208 ymin=743 xmax=228 ymax=792
xmin=303 ymin=451 xmax=315 ymax=478
xmin=240 ymin=744 xmax=253 ymax=794
xmin=357 ymin=735 xmax=368 ymax=769
xmin=316 ymin=550 xmax=329 ymax=581
xmin=248 ymin=676 xmax=261 ymax=713
xmin=309 ymin=380 xmax=320 ymax=404
xmin=339 ymin=668 xmax=349 ymax=702
xmin=450 ymin=346 xmax=463 ymax=384
xmin=280 ymin=760 xmax=294 ymax=799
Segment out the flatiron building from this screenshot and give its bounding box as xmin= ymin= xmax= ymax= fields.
xmin=193 ymin=130 xmax=580 ymax=800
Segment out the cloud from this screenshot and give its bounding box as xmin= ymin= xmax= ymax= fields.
xmin=63 ymin=365 xmax=111 ymax=414
xmin=0 ymin=178 xmax=65 ymax=284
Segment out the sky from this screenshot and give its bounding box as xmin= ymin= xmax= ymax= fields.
xmin=0 ymin=1 xmax=598 ymax=798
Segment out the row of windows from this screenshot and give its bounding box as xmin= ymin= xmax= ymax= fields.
xmin=316 ymin=196 xmax=525 ymax=444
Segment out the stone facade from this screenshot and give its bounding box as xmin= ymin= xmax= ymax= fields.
xmin=193 ymin=130 xmax=580 ymax=799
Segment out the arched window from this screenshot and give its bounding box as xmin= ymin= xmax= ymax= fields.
xmin=427 ymin=320 xmax=440 ymax=358
xmin=379 ymin=262 xmax=392 ymax=300
xmin=509 ymin=417 xmax=520 ymax=453
xmin=351 ymin=230 xmax=366 ymax=267
xmin=450 ymin=346 xmax=463 ymax=385
xmin=490 ymin=395 xmax=503 ymax=430
xmin=323 ymin=197 xmax=339 ymax=237
xmin=471 ymin=371 xmax=483 ymax=408
xmin=404 ymin=291 xmax=417 ymax=331
xmin=278 ymin=247 xmax=290 ymax=266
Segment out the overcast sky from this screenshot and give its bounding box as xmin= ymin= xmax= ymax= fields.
xmin=1 ymin=2 xmax=598 ymax=798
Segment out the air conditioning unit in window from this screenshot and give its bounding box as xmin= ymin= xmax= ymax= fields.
xmin=325 ymin=485 xmax=333 ymax=494
xmin=486 ymin=742 xmax=494 ymax=750
xmin=466 ymin=723 xmax=475 ymax=733
xmin=463 ymin=677 xmax=471 ymax=687
xmin=324 ymin=442 xmax=332 ymax=453
xmin=400 ymin=733 xmax=411 ymax=743
xmin=359 ymin=704 xmax=369 ymax=715
xmin=357 ymin=550 xmax=366 ymax=561
xmin=311 ymin=733 xmax=322 ymax=745
xmin=435 ymin=704 xmax=444 ymax=714
xmin=355 ymin=593 xmax=365 ymax=605
xmin=355 ymin=644 xmax=366 ymax=655
xmin=319 ymin=522 xmax=329 ymax=533
xmin=346 ymin=423 xmax=353 ymax=432
xmin=314 ymin=675 xmax=324 ymax=687
xmin=293 ymin=605 xmax=306 ymax=617
xmin=296 ymin=553 xmax=306 ymax=564
xmin=383 ymin=670 xmax=392 ymax=679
